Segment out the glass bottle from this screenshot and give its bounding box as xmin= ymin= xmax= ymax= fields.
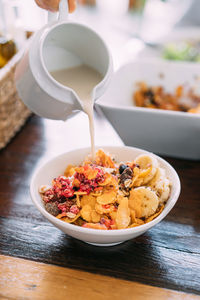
xmin=0 ymin=0 xmax=17 ymax=68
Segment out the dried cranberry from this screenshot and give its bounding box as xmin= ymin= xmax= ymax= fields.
xmin=70 ymin=205 xmax=79 ymax=215
xmin=58 ymin=203 xmax=68 ymax=213
xmin=102 ymin=204 xmax=110 ymax=209
xmin=73 ymin=165 xmax=106 ymax=194
xmin=62 ymin=188 xmax=74 ymax=198
xmin=42 ymin=196 xmax=50 ymax=203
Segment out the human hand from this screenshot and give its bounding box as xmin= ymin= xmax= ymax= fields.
xmin=35 ymin=0 xmax=76 ymax=12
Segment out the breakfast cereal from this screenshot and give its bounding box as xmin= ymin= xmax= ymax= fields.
xmin=39 ymin=150 xmax=171 ymax=230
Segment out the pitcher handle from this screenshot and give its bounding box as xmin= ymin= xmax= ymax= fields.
xmin=48 ymin=0 xmax=69 ymax=23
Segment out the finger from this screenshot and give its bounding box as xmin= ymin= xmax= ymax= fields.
xmin=35 ymin=0 xmax=47 ymax=10
xmin=35 ymin=0 xmax=60 ymax=12
xmin=35 ymin=0 xmax=76 ymax=12
xmin=68 ymin=0 xmax=76 ymax=12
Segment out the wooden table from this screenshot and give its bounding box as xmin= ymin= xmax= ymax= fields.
xmin=0 ymin=113 xmax=200 ymax=300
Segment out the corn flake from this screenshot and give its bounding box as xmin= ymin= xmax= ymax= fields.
xmin=82 ymin=223 xmax=107 ymax=230
xmin=95 ymin=203 xmax=115 ymax=215
xmin=80 ymin=205 xmax=92 ymax=222
xmin=116 ymin=197 xmax=131 ymax=229
xmin=85 ymin=168 xmax=98 ymax=180
xmin=59 ymin=213 xmax=80 ymax=223
xmin=81 ymin=195 xmax=96 ymax=209
xmin=64 ymin=164 xmax=76 ymax=177
xmin=145 ymin=205 xmax=164 ymax=223
xmin=91 ymin=210 xmax=101 ymax=223
xmin=97 ymin=190 xmax=117 ymax=205
xmin=129 ymin=189 xmax=143 ymax=218
xmin=95 ymin=149 xmax=115 ymax=168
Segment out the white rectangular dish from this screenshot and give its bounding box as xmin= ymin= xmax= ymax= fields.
xmin=96 ymin=60 xmax=200 ymax=160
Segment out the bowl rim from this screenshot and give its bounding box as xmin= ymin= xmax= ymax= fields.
xmin=30 ymin=146 xmax=181 ymax=236
xmin=96 ymin=101 xmax=200 ymax=119
xmin=96 ymin=60 xmax=200 ymax=120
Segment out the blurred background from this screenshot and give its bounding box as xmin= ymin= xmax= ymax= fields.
xmin=1 ymin=0 xmax=200 ymax=69
xmin=1 ymin=0 xmax=200 ymax=157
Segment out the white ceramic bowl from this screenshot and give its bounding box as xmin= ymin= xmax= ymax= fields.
xmin=30 ymin=146 xmax=180 ymax=247
xmin=96 ymin=60 xmax=200 ymax=160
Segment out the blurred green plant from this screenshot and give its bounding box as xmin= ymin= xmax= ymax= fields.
xmin=163 ymin=41 xmax=200 ymax=62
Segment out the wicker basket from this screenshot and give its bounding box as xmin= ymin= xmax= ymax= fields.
xmin=0 ymin=45 xmax=31 ymax=150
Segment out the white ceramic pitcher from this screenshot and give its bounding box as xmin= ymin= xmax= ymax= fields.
xmin=15 ymin=0 xmax=113 ymax=120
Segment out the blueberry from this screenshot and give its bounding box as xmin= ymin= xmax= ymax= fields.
xmin=119 ymin=164 xmax=128 ymax=174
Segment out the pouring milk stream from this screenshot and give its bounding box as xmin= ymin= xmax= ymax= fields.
xmin=15 ymin=0 xmax=113 ymax=159
xmin=51 ymin=65 xmax=103 ymax=159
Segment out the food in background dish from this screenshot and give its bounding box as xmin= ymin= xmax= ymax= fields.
xmin=163 ymin=41 xmax=200 ymax=62
xmin=0 ymin=37 xmax=16 ymax=68
xmin=188 ymin=104 xmax=200 ymax=114
xmin=39 ymin=150 xmax=171 ymax=230
xmin=134 ymin=82 xmax=200 ymax=113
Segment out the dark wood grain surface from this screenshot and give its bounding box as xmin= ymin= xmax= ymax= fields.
xmin=0 ymin=115 xmax=200 ymax=296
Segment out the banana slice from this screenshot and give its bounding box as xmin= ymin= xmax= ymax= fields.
xmin=149 ymin=168 xmax=170 ymax=204
xmin=134 ymin=154 xmax=159 ymax=184
xmin=149 ymin=167 xmax=166 ymax=191
xmin=159 ymin=178 xmax=170 ymax=204
xmin=129 ymin=187 xmax=159 ymax=218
